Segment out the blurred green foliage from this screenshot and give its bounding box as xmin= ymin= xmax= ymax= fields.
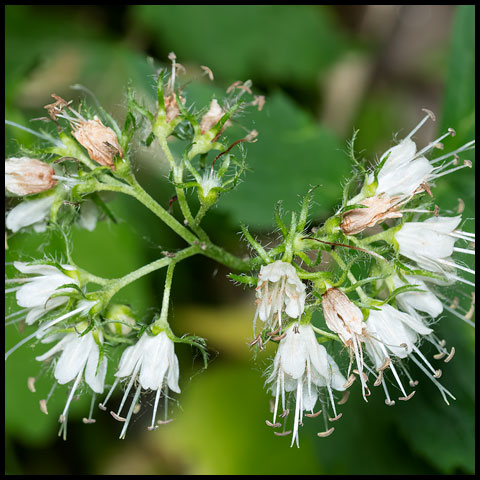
xmin=5 ymin=4 xmax=474 ymax=475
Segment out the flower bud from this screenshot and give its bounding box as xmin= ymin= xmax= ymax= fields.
xmin=5 ymin=157 xmax=57 ymax=196
xmin=341 ymin=195 xmax=402 ymax=235
xmin=105 ymin=304 xmax=136 ymax=335
xmin=72 ymin=116 xmax=123 ymax=168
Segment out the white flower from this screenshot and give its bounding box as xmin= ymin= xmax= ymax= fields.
xmin=364 ymin=304 xmax=454 ymax=405
xmin=395 ymin=216 xmax=474 ymax=283
xmin=266 ymin=323 xmax=346 ymax=446
xmin=5 ymin=157 xmax=57 ymax=196
xmin=254 ymin=260 xmax=306 ymax=331
xmin=77 ymin=199 xmax=98 ymax=232
xmin=9 ymin=261 xmax=80 ymax=325
xmin=393 ymin=274 xmax=443 ymax=318
xmin=322 ymin=287 xmax=369 ymax=400
xmin=102 ymin=331 xmax=180 ymax=439
xmin=5 ymin=194 xmax=55 ymax=233
xmin=35 ymin=323 xmax=107 ymax=438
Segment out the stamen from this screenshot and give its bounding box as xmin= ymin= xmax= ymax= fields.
xmin=274 ymin=430 xmax=293 ymax=436
xmin=290 ymin=379 xmax=302 ymax=448
xmin=83 ymin=393 xmax=97 ymax=424
xmin=329 ymin=413 xmax=342 ymax=422
xmin=148 ymin=388 xmax=162 ymax=431
xmin=115 ymin=364 xmax=140 ymax=418
xmin=27 ymin=377 xmax=36 ymax=392
xmin=337 ymin=390 xmax=350 ymax=405
xmin=412 ymin=345 xmax=437 ymax=376
xmin=305 ymin=409 xmax=323 ymax=418
xmin=453 ymin=247 xmax=475 ymax=255
xmin=404 ymin=113 xmax=432 ymax=141
xmin=398 ymin=391 xmax=416 ymax=401
xmin=273 ymin=371 xmax=281 ymax=425
xmin=438 ymin=259 xmax=475 ymax=276
xmin=414 ymin=130 xmax=455 ymax=158
xmin=5 ymin=119 xmax=65 ymax=147
xmin=327 ymin=385 xmax=338 ymax=418
xmin=265 ymin=420 xmax=282 ymax=428
xmin=343 ymin=374 xmax=356 ymax=389
xmin=381 ymin=376 xmax=395 ymax=406
xmin=99 ymin=377 xmax=120 ymax=411
xmin=409 ymin=355 xmax=456 ymax=405
xmin=119 ymin=383 xmax=142 ymax=440
xmin=5 ymin=303 xmax=91 ymax=361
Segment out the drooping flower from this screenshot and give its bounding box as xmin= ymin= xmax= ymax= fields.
xmin=5 ymin=157 xmax=57 ymax=196
xmin=7 ymin=261 xmax=80 ymax=325
xmin=321 ymin=287 xmax=369 ymax=399
xmin=266 ymin=323 xmax=346 ymax=447
xmin=364 ymin=304 xmax=455 ymax=405
xmin=254 ymin=260 xmax=306 ymax=332
xmin=100 ymin=330 xmax=180 ymax=439
xmin=5 ymin=194 xmax=55 ymax=233
xmin=394 ymin=216 xmax=475 ymax=285
xmin=35 ymin=322 xmax=107 ymax=439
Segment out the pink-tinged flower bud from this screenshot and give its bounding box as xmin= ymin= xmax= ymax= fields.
xmin=5 ymin=157 xmax=57 ymax=196
xmin=72 ymin=116 xmax=123 ymax=168
xmin=200 ymin=99 xmax=224 ymax=134
xmin=341 ymin=195 xmax=402 ymax=235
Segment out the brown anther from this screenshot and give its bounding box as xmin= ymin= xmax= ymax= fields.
xmin=157 ymin=418 xmax=173 ymax=425
xmin=421 ymin=108 xmax=436 ymax=121
xmin=353 ymin=369 xmax=368 ymax=382
xmin=82 ymin=418 xmax=96 ymax=424
xmin=420 ymin=182 xmax=433 ymax=198
xmin=168 ymin=51 xmax=176 ymax=61
xmin=452 ymin=155 xmax=459 ymax=166
xmin=200 ymin=65 xmax=214 ymax=81
xmin=374 ymin=371 xmax=383 ymax=387
xmin=444 ymin=347 xmax=455 ymax=363
xmin=110 ymin=411 xmax=126 ymax=422
xmin=317 ymin=427 xmax=335 ymax=438
xmin=272 ymin=333 xmax=287 ymax=341
xmin=27 ymin=377 xmax=36 ymax=393
xmin=274 ymin=430 xmax=292 ymax=436
xmin=157 ymin=419 xmax=174 ymax=425
xmin=267 ymin=327 xmax=281 ymax=337
xmin=43 ymin=94 xmax=70 ymax=121
xmin=226 ymin=81 xmax=242 ymax=94
xmin=448 ymin=127 xmax=456 ymax=137
xmin=245 ymin=130 xmax=258 ymax=143
xmin=464 ymin=159 xmax=472 ymax=168
xmin=433 ymin=205 xmax=439 ymax=217
xmin=305 ymin=410 xmax=323 ymax=418
xmin=265 ymin=420 xmax=282 ymax=428
xmin=439 ymin=339 xmax=447 ymax=348
xmin=433 ymin=352 xmax=446 ymax=360
xmin=248 ymin=334 xmax=261 ymax=347
xmin=133 ymin=404 xmax=141 ymax=414
xmin=39 ymin=399 xmax=49 ymax=415
xmin=434 ymin=369 xmax=442 ymax=379
xmin=400 ymin=343 xmax=408 ymax=351
xmin=252 ymin=95 xmax=266 ymax=111
xmin=59 ymin=414 xmax=66 ymax=423
xmin=434 ymin=142 xmax=444 ymax=150
xmin=465 ymin=294 xmax=475 ymax=320
xmin=378 ymin=357 xmax=390 ymax=371
xmin=385 ymin=399 xmax=395 ymax=406
xmin=269 ymin=399 xmax=275 ymax=413
xmin=343 ymin=374 xmax=356 ymax=389
xmin=409 ymin=380 xmax=419 ymax=387
xmin=457 ymin=198 xmax=465 ymax=214
xmin=329 ymin=413 xmax=342 ymax=422
xmin=147 ymin=426 xmax=159 ymax=431
xmin=398 ymin=391 xmax=416 ymax=401
xmin=98 ymin=403 xmax=107 ymax=411
xmin=338 ymin=390 xmax=350 ymax=405
xmin=280 ymin=409 xmax=289 ymax=418
xmin=293 ymin=324 xmax=300 ymax=334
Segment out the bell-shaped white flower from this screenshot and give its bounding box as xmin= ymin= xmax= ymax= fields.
xmin=102 ymin=330 xmax=180 ymax=439
xmin=5 ymin=194 xmax=55 ymax=233
xmin=394 ymin=216 xmax=474 ymax=283
xmin=266 ymin=323 xmax=346 ymax=447
xmin=8 ymin=261 xmax=80 ymax=325
xmin=35 ymin=323 xmax=107 ymax=438
xmin=364 ymin=304 xmax=454 ymax=406
xmin=254 ymin=260 xmax=306 ymax=331
xmin=393 ymin=274 xmax=443 ymax=318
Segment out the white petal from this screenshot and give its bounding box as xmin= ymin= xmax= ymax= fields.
xmin=6 ymin=195 xmax=54 ymax=232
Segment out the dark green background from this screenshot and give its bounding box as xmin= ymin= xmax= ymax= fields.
xmin=5 ymin=5 xmax=475 ymax=475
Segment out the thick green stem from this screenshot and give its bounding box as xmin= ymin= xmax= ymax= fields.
xmin=154 ymin=262 xmax=176 ymax=332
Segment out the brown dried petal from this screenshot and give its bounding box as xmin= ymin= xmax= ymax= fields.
xmin=341 ymin=195 xmax=402 ymax=235
xmin=72 ymin=116 xmax=123 ymax=168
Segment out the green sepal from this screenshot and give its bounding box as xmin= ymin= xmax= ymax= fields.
xmin=228 ymin=273 xmax=258 ymax=287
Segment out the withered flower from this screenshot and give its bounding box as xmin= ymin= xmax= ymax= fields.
xmin=341 ymin=195 xmax=402 ymax=235
xmin=72 ymin=116 xmax=123 ymax=168
xmin=5 ymin=157 xmax=57 ymax=196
